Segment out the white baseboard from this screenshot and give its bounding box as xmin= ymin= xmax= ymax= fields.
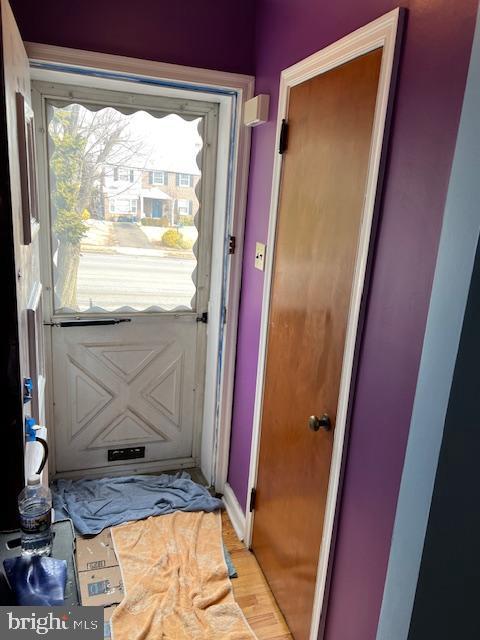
xmin=223 ymin=482 xmax=246 ymax=541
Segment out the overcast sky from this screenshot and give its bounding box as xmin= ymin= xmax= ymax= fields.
xmin=50 ymin=103 xmax=203 ymax=175
xmin=128 ymin=111 xmax=202 ymax=175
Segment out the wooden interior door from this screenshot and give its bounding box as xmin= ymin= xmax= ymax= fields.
xmin=252 ymin=49 xmax=383 ymax=639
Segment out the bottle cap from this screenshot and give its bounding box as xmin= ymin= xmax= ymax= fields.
xmin=27 ymin=474 xmax=41 ymax=486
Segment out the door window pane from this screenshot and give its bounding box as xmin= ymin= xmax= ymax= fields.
xmin=47 ymin=103 xmax=201 ymax=313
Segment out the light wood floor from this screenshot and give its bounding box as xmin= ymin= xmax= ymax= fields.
xmin=222 ymin=511 xmax=292 ymax=640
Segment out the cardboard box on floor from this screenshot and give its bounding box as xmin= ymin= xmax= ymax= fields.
xmin=76 ymin=528 xmax=124 ymax=608
xmin=76 ymin=528 xmax=118 ymax=573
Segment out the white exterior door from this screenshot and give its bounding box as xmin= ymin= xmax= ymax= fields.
xmin=33 ymin=84 xmax=218 ymax=475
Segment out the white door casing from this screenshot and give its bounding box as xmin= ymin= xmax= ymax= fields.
xmin=28 ymin=46 xmax=254 ymax=484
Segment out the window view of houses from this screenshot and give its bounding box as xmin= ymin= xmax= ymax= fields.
xmin=104 ymin=163 xmax=199 ymax=225
xmin=47 ymin=103 xmax=202 ymax=312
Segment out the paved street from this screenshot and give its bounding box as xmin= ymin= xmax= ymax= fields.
xmin=77 ymin=251 xmax=196 ymax=311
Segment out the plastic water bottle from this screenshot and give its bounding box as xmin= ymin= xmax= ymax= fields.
xmin=18 ymin=474 xmax=52 ymax=556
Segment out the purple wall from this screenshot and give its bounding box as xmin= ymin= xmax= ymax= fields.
xmin=8 ymin=0 xmax=477 ymax=636
xmin=228 ymin=1 xmax=477 ymax=639
xmin=9 ymin=0 xmax=255 ymax=75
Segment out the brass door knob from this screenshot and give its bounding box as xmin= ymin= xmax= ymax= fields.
xmin=308 ymin=414 xmax=331 ymax=432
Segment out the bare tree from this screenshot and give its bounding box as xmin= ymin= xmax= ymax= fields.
xmin=49 ymin=104 xmax=145 ymax=309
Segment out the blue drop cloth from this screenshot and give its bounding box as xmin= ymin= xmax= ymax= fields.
xmin=52 ymin=472 xmax=223 ymax=535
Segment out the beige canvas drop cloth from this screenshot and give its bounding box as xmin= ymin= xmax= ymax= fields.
xmin=110 ymin=510 xmax=257 ymax=639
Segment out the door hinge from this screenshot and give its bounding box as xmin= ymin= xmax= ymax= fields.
xmin=196 ymin=312 xmax=208 ymax=324
xmin=249 ymin=487 xmax=257 ymax=512
xmin=228 ymin=235 xmax=236 ymax=255
xmin=279 ymin=118 xmax=289 ymax=154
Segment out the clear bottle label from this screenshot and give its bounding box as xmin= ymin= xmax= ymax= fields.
xmin=20 ymin=509 xmax=51 ymax=534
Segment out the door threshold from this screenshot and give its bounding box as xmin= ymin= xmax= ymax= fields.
xmin=158 ymin=466 xmax=207 ymax=486
xmin=53 ymin=456 xmax=197 ymax=481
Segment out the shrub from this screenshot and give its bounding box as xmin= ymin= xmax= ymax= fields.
xmin=140 ymin=217 xmax=169 ymax=227
xmin=181 ymin=237 xmax=194 ymax=249
xmin=178 ymin=215 xmax=194 ymax=226
xmin=161 ymin=228 xmax=192 ymax=250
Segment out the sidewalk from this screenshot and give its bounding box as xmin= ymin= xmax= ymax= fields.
xmin=81 ymin=243 xmax=195 ymax=260
xmin=81 ymin=219 xmax=195 ymax=259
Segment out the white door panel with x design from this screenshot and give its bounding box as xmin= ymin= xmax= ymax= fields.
xmin=53 ymin=317 xmax=198 ymax=472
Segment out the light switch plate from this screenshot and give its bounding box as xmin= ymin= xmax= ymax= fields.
xmin=255 ymin=242 xmax=266 ymax=271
